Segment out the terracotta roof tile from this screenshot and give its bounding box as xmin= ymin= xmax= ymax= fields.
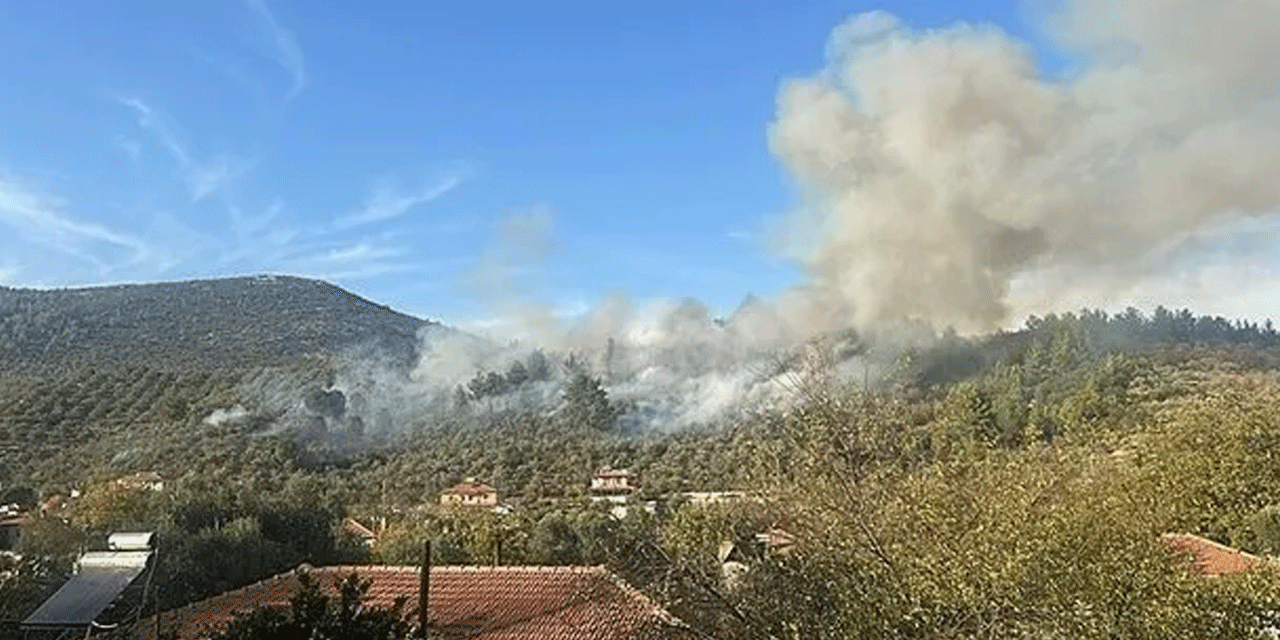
xmin=443 ymin=482 xmax=498 ymax=497
xmin=342 ymin=517 xmax=378 ymax=540
xmin=1160 ymin=533 xmax=1280 ymax=577
xmin=134 ymin=565 xmax=696 ymax=640
xmin=595 ymin=468 xmax=632 ymax=478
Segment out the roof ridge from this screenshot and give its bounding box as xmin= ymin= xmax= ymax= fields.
xmin=315 ymin=564 xmax=606 ymax=573
xmin=137 ymin=562 xmax=693 ymax=640
xmin=1161 ymin=532 xmax=1266 ymax=561
xmin=139 ymin=566 xmax=304 ymax=629
xmin=592 ymin=565 xmax=694 ymax=630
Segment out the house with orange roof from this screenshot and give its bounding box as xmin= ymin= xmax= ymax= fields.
xmin=439 ymin=478 xmax=499 ymax=508
xmin=342 ymin=517 xmax=380 ymax=548
xmin=590 ymin=467 xmax=636 ymax=498
xmin=128 ymin=564 xmax=699 ymax=640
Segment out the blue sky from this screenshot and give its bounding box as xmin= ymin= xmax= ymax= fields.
xmin=0 ymin=0 xmax=1059 ymax=324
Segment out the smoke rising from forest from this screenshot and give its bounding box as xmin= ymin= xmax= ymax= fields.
xmin=225 ymin=0 xmax=1280 ymax=436
xmin=429 ymin=0 xmax=1280 ymax=429
xmin=771 ymin=0 xmax=1280 ymax=332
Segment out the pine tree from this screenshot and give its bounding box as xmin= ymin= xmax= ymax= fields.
xmin=562 ymin=371 xmax=614 ymax=432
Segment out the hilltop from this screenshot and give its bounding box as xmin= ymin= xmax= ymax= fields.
xmin=0 ymin=275 xmax=436 ymax=374
xmin=7 ymin=299 xmax=1280 ymax=637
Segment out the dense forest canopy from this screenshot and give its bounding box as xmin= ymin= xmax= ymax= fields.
xmin=6 ymin=285 xmax=1280 ymax=638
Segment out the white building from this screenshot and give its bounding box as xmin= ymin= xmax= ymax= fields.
xmin=589 ymin=468 xmax=653 ymax=519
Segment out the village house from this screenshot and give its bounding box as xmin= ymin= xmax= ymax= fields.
xmin=342 ymin=517 xmax=380 ymax=548
xmin=130 ymin=564 xmax=700 ymax=640
xmin=590 ymin=467 xmax=636 ymax=499
xmin=1160 ymin=533 xmax=1280 ymax=637
xmin=439 ymin=478 xmax=499 ymax=508
xmin=589 ymin=468 xmax=656 ymax=519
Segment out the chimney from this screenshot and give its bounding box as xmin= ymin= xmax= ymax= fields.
xmin=494 ymin=535 xmax=502 ymax=567
xmin=419 ymin=540 xmax=431 ymax=639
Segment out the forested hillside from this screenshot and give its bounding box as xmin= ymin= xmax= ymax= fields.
xmin=0 ymin=275 xmax=432 ymax=374
xmin=8 ymin=304 xmax=1280 ymax=638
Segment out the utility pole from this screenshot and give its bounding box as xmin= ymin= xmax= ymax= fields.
xmin=418 ymin=540 xmax=431 ymax=639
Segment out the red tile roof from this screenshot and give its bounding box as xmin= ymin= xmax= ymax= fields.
xmin=134 ymin=565 xmax=697 ymax=640
xmin=443 ymin=481 xmax=498 ymax=497
xmin=595 ymin=468 xmax=633 ymax=478
xmin=342 ymin=517 xmax=378 ymax=540
xmin=1160 ymin=533 xmax=1280 ymax=577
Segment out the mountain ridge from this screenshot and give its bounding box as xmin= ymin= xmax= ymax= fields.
xmin=0 ymin=274 xmax=437 ymax=374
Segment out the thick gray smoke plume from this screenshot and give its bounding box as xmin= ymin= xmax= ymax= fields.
xmin=770 ymin=0 xmax=1280 ymax=332
xmin=250 ymin=1 xmax=1280 ymax=436
xmin=432 ymin=0 xmax=1280 ymax=429
xmin=414 ymin=290 xmax=886 ymax=431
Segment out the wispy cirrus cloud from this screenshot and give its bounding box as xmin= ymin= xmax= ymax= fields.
xmin=333 ymin=168 xmax=473 ymax=230
xmin=115 ymin=136 xmax=143 ymax=163
xmin=252 ymin=236 xmax=469 ymax=284
xmin=315 ymin=241 xmax=406 ymax=263
xmin=0 ymin=173 xmax=151 ymax=271
xmin=188 ymin=155 xmax=256 ymax=202
xmin=242 ymin=0 xmax=306 ymax=100
xmin=115 ymin=96 xmax=255 ymax=202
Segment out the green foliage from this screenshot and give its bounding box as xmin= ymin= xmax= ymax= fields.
xmin=0 ymin=553 xmax=73 ymax=622
xmin=205 ymin=572 xmax=413 ymax=640
xmin=1134 ymin=375 xmax=1280 ymax=550
xmin=0 ymin=276 xmax=430 ymax=375
xmin=1250 ymin=505 xmax=1280 ymax=555
xmin=371 ymin=500 xmax=655 ymax=573
xmin=650 ymin=388 xmax=1280 ymax=639
xmin=530 ymin=512 xmax=581 ymax=564
xmin=8 ymin=302 xmax=1280 ymax=637
xmin=457 ymin=350 xmax=555 ymax=408
xmin=75 ymin=481 xmax=169 ymax=532
xmin=15 ymin=516 xmax=85 ymax=558
xmin=561 ymin=371 xmax=617 ymax=432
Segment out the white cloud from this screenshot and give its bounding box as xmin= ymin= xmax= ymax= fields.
xmin=116 ymin=136 xmax=142 ymax=163
xmin=115 ymin=96 xmax=254 ymax=202
xmin=334 ymin=168 xmax=472 ymax=230
xmin=242 ymin=0 xmax=307 ymax=100
xmin=294 ymin=262 xmax=423 ymax=282
xmin=267 ymin=227 xmax=299 ymax=245
xmin=188 ymin=155 xmax=256 ymax=202
xmin=317 ymin=242 xmax=406 ymax=263
xmin=0 ymin=174 xmax=151 ymax=267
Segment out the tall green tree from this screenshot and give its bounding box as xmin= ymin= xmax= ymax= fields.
xmin=201 ymin=572 xmax=414 ymax=640
xmin=561 ymin=371 xmax=615 ymax=432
